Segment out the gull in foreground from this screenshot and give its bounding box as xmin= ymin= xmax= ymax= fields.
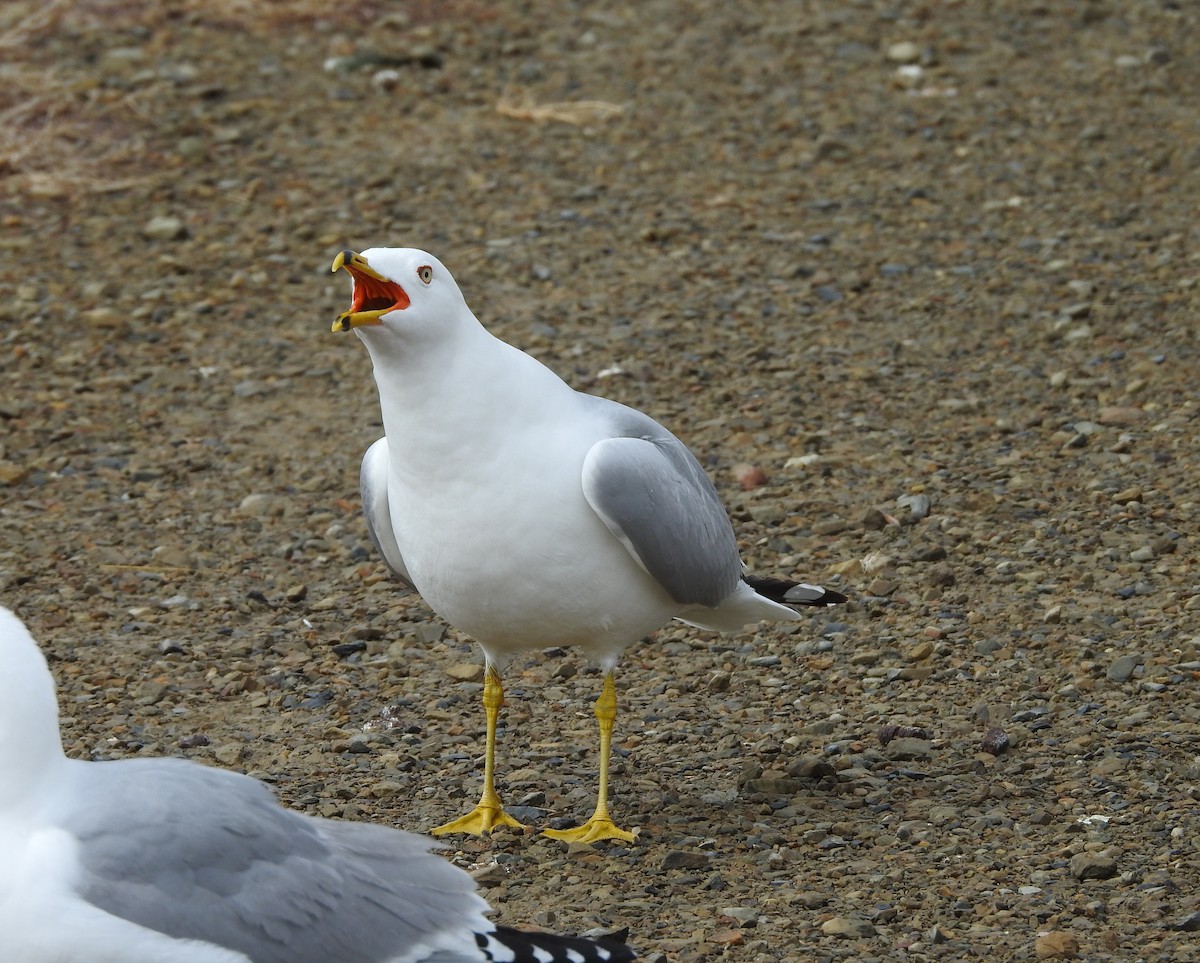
xmin=0 ymin=606 xmax=636 ymax=963
xmin=332 ymin=247 xmax=848 ymax=843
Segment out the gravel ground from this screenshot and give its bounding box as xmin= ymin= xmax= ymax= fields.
xmin=3 ymin=2 xmax=1199 ymax=960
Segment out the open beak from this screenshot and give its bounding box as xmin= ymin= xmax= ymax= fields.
xmin=330 ymin=250 xmax=411 ymax=332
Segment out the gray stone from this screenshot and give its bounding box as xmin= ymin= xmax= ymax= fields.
xmin=1106 ymin=654 xmax=1142 ymax=683
xmin=1069 ymin=852 xmax=1118 ymax=880
xmin=660 ymin=850 xmax=710 ymax=870
xmin=820 ymin=916 xmax=876 ymax=939
xmin=884 ymin=737 xmax=932 ymax=761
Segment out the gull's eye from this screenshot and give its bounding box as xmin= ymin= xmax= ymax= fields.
xmin=417 ymin=265 xmax=433 ymax=284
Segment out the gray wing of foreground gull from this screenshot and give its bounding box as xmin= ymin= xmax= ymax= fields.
xmin=580 ymin=396 xmax=742 ymax=608
xmin=360 ymin=436 xmax=414 ymax=588
xmin=62 ymin=757 xmax=485 ymax=963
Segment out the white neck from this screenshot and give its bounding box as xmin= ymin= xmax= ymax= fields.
xmin=359 ymin=322 xmax=575 ymax=470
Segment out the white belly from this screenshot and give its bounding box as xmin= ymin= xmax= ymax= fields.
xmin=388 ymin=429 xmax=680 ymax=664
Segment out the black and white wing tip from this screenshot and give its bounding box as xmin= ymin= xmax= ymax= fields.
xmin=476 ymin=925 xmax=637 ymax=962
xmin=745 ymin=574 xmax=848 ymax=608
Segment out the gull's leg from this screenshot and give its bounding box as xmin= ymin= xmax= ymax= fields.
xmin=543 ymin=670 xmax=637 ymax=844
xmin=432 ymin=664 xmax=526 ymax=836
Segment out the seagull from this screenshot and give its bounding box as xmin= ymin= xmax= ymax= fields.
xmin=0 ymin=605 xmax=637 ymax=963
xmin=331 ymin=247 xmax=847 ymax=843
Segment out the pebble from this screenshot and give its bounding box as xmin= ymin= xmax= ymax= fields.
xmin=821 ymin=916 xmax=876 ymax=939
xmin=896 ymin=492 xmax=931 ymax=520
xmin=981 ymin=726 xmax=1010 ymax=755
xmin=1069 ymin=853 xmax=1118 ymax=881
xmin=884 ymin=737 xmax=932 ymax=761
xmin=1034 ymin=931 xmax=1080 ymax=959
xmin=732 ymin=463 xmax=769 ymax=490
xmin=1106 ymin=654 xmax=1141 ymax=682
xmin=444 ymin=662 xmax=484 ymax=682
xmin=142 ymin=215 xmax=188 ymax=240
xmin=859 ymin=508 xmax=890 ymax=530
xmin=886 ymin=41 xmax=920 ymax=64
xmin=1096 ymin=406 xmax=1144 ymax=425
xmin=660 ymin=850 xmax=710 ymax=870
xmin=237 ymin=493 xmax=284 ymax=516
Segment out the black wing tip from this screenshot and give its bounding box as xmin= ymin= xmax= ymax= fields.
xmin=479 ymin=925 xmax=637 ymax=962
xmin=745 ymin=575 xmax=848 ymax=608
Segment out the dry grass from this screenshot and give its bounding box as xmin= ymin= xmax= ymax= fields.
xmin=496 ymin=89 xmax=625 ymax=127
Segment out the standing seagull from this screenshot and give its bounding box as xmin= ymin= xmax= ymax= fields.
xmin=0 ymin=605 xmax=635 ymax=963
xmin=332 ymin=247 xmax=846 ymax=843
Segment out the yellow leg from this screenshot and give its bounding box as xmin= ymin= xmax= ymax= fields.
xmin=543 ymin=671 xmax=637 ymax=844
xmin=432 ymin=666 xmax=527 ymax=836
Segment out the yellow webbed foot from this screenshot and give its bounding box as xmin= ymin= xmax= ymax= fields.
xmin=431 ymin=801 xmax=527 ymax=837
xmin=543 ymin=815 xmax=637 ymax=844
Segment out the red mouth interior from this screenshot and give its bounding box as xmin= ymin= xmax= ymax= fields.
xmin=350 ymin=271 xmax=410 ymax=314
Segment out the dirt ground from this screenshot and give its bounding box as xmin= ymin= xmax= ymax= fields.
xmin=2 ymin=1 xmax=1199 ymax=960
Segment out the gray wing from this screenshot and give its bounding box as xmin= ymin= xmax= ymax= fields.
xmin=361 ymin=436 xmax=414 ymax=588
xmin=580 ymin=397 xmax=741 ymax=607
xmin=60 ymin=757 xmax=488 ymax=963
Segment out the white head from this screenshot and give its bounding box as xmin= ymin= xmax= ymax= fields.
xmin=0 ymin=606 xmax=66 ymax=807
xmin=329 ymin=247 xmax=478 ymax=357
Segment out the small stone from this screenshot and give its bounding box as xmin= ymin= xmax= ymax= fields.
xmin=1111 ymin=486 xmax=1142 ymax=504
xmin=661 ymin=850 xmax=710 ymax=870
xmin=1129 ymin=545 xmax=1154 ymax=562
xmin=708 ymin=927 xmax=743 ymax=946
xmin=742 ymin=775 xmax=806 ymax=795
xmin=886 ymin=41 xmax=920 ymax=63
xmin=820 ymin=916 xmax=876 ymax=939
xmin=1043 ymin=605 xmax=1062 ymax=624
xmin=143 ymin=215 xmax=188 ymax=240
xmin=346 ymin=734 xmax=372 ymax=753
xmin=0 ymin=462 xmax=28 ymax=486
xmin=445 ymin=662 xmax=484 ymax=682
xmin=1097 ymin=406 xmax=1144 ymax=425
xmin=906 ymin=640 xmax=934 ymax=661
xmin=981 ymin=727 xmax=1010 ymax=755
xmin=1106 ymin=654 xmax=1141 ymax=683
xmin=1034 ymin=930 xmax=1081 ymax=959
xmin=879 ymin=723 xmax=929 ymax=745
xmin=926 ymin=564 xmax=956 ymax=587
xmin=1170 ymin=911 xmax=1200 ymax=932
xmin=1069 ymin=852 xmax=1118 ymax=881
xmin=897 ymin=492 xmax=931 ymax=520
xmin=238 ymin=493 xmax=284 ymax=516
xmin=859 ymin=507 xmax=890 ymax=530
xmin=135 ymin=680 xmax=168 ymax=705
xmin=285 ymin=583 xmax=308 ymax=602
xmin=732 ymin=463 xmax=769 ymax=490
xmin=470 ymin=862 xmax=508 ymax=886
xmin=785 ymin=756 xmax=836 ymax=779
xmin=927 ymin=923 xmax=953 ymax=944
xmin=708 ymin=671 xmax=732 ymax=692
xmin=884 ymin=737 xmax=932 ymax=761
xmin=213 ymin=744 xmax=243 ymax=766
